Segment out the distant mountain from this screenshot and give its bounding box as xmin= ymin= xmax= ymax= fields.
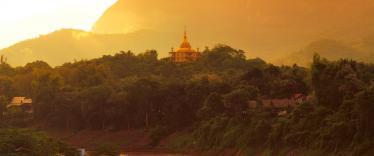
xmin=0 ymin=29 xmax=178 ymax=66
xmin=92 ymin=0 xmax=374 ymax=61
xmin=2 ymin=0 xmax=374 ymax=66
xmin=278 ymin=37 xmax=374 ymax=67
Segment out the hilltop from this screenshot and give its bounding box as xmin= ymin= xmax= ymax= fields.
xmin=0 ymin=29 xmax=176 ymax=67
xmin=93 ymin=0 xmax=374 ymax=62
xmin=278 ymin=37 xmax=374 ymax=66
xmin=1 ymin=45 xmax=373 ymax=155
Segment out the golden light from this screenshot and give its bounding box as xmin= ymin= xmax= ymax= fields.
xmin=0 ymin=0 xmax=116 ymax=49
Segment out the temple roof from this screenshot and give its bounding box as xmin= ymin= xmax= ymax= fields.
xmin=171 ymin=29 xmax=198 ymax=53
xmin=179 ymin=30 xmax=192 ymax=49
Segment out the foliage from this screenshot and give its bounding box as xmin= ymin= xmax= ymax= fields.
xmin=0 ymin=128 xmax=78 ymax=156
xmin=91 ymin=143 xmax=120 ymax=156
xmin=0 ymin=96 xmax=7 ymax=121
xmin=185 ymin=54 xmax=374 ymax=155
xmin=1 ymin=44 xmax=372 ymax=155
xmin=148 ymin=126 xmax=169 ymax=146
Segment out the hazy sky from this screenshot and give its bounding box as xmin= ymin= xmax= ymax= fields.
xmin=0 ymin=0 xmax=116 ymax=49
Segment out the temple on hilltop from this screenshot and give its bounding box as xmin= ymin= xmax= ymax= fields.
xmin=169 ymin=30 xmax=201 ymax=63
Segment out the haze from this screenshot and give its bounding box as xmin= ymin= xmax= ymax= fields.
xmin=0 ymin=0 xmax=116 ymax=49
xmin=1 ymin=0 xmax=374 ymax=66
xmin=94 ymin=0 xmax=374 ymax=59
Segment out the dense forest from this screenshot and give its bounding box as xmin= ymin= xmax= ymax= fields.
xmin=0 ymin=44 xmax=373 ymax=155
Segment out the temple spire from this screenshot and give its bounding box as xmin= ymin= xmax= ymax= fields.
xmin=169 ymin=28 xmax=202 ymax=63
xmin=184 ymin=26 xmax=187 ymax=40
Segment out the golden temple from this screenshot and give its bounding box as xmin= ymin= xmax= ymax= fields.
xmin=169 ymin=30 xmax=201 ymax=63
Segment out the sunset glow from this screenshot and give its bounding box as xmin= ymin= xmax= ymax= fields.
xmin=1 ymin=0 xmax=374 ymax=66
xmin=0 ymin=1 xmax=374 ymax=155
xmin=0 ymin=0 xmax=116 ymax=48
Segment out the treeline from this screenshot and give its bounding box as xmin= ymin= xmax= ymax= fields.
xmin=1 ymin=44 xmax=372 ymax=155
xmin=187 ymin=55 xmax=374 ymax=155
xmin=0 ymin=128 xmax=78 ymax=155
xmin=0 ymin=45 xmax=307 ymax=130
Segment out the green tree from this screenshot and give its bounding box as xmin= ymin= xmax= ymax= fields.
xmin=224 ymin=88 xmax=251 ymax=117
xmin=354 ymin=85 xmax=374 ymax=144
xmin=126 ymin=79 xmax=160 ymax=129
xmin=80 ymin=84 xmax=112 ymax=129
xmin=0 ymin=77 xmax=13 ymax=98
xmin=198 ymin=93 xmax=225 ymax=119
xmin=0 ymin=59 xmax=14 ymax=76
xmin=0 ymin=128 xmax=78 ymax=156
xmin=92 ymin=143 xmax=120 ymax=156
xmin=31 ymin=70 xmax=63 ymax=121
xmin=0 ymin=95 xmax=7 ymax=121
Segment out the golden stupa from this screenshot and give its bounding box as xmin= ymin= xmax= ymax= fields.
xmin=169 ymin=30 xmax=201 ymax=63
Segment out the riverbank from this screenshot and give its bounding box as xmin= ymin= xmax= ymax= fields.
xmin=43 ymin=129 xmax=195 ymax=154
xmin=41 ymin=128 xmax=246 ymax=156
xmin=37 ymin=128 xmax=351 ymax=156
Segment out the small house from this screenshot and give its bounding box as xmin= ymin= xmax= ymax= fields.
xmin=8 ymin=97 xmax=33 ymax=113
xmin=248 ymin=94 xmax=309 ymax=109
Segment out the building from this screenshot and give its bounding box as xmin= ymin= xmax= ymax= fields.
xmin=169 ymin=30 xmax=201 ymax=63
xmin=248 ymin=94 xmax=311 ymax=109
xmin=8 ymin=97 xmax=33 ymax=114
xmin=247 ymin=94 xmax=315 ymax=116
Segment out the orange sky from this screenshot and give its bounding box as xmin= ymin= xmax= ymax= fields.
xmin=93 ymin=0 xmax=374 ymax=59
xmin=2 ymin=0 xmax=374 ymax=63
xmin=0 ymin=0 xmax=116 ymax=49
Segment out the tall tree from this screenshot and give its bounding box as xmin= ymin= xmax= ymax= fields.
xmin=0 ymin=95 xmax=7 ymax=121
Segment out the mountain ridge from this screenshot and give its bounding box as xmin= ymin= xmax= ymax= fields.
xmin=0 ymin=29 xmax=184 ymax=66
xmin=2 ymin=0 xmax=374 ymax=66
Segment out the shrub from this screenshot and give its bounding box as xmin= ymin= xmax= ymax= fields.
xmin=0 ymin=128 xmax=79 ymax=156
xmin=92 ymin=143 xmax=120 ymax=156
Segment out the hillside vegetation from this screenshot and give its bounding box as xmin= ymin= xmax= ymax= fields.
xmin=0 ymin=45 xmax=373 ymax=155
xmin=0 ymin=128 xmax=78 ymax=155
